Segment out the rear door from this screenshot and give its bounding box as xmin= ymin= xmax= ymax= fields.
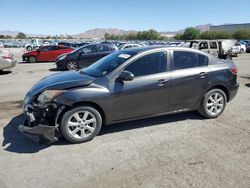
xmin=169 ymin=50 xmax=210 ymax=110
xmin=78 ymin=45 xmax=98 ymax=67
xmin=95 ymin=44 xmax=111 ymax=60
xmin=209 ymin=41 xmax=219 ymax=57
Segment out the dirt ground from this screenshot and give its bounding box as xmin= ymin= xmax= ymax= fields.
xmin=0 ymin=48 xmax=249 ymax=188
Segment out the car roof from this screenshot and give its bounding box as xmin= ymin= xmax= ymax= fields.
xmin=120 ymin=45 xmax=201 ymax=54
xmin=119 ymin=45 xmax=220 ymax=62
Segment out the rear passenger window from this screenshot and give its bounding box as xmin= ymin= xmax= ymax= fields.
xmin=173 ymin=51 xmax=198 ymax=70
xmin=198 ymin=54 xmax=209 ymax=66
xmin=97 ymin=45 xmax=109 ymax=52
xmin=210 ymin=42 xmax=217 ymax=49
xmin=173 ymin=51 xmax=208 ymax=70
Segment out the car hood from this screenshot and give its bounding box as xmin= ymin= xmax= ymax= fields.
xmin=28 ymin=70 xmax=95 ymax=96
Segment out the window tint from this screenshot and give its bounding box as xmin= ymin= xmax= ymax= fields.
xmin=53 ymin=46 xmax=62 ymax=50
xmin=198 ymin=54 xmax=209 ymax=66
xmin=80 ymin=45 xmax=97 ymax=54
xmin=97 ymin=44 xmax=109 ymax=52
xmin=173 ymin=51 xmax=208 ymax=70
xmin=125 ymin=52 xmax=167 ymax=77
xmin=40 ymin=46 xmax=53 ymax=51
xmin=210 ymin=42 xmax=217 ymax=49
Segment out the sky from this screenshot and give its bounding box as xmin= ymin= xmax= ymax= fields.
xmin=0 ymin=0 xmax=249 ymax=35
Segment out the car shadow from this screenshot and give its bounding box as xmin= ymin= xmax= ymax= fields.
xmin=245 ymin=83 xmax=250 ymax=88
xmin=2 ymin=111 xmax=202 ymax=154
xmin=99 ymin=111 xmax=202 ymax=135
xmin=49 ymin=68 xmax=61 ymax=72
xmin=18 ymin=61 xmax=54 ymax=64
xmin=0 ymin=70 xmax=12 ymax=75
xmin=2 ymin=114 xmax=52 ymax=153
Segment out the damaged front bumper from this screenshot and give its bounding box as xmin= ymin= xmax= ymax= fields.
xmin=19 ymin=102 xmax=65 ymax=144
xmin=18 ymin=120 xmax=61 ymax=144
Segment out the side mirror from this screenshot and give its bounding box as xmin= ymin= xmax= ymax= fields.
xmin=36 ymin=49 xmax=40 ymax=53
xmin=118 ymin=71 xmax=134 ymax=81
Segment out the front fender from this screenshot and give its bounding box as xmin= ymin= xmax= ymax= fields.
xmin=54 ymin=84 xmax=112 ymax=123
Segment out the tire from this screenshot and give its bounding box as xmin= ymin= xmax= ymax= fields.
xmin=198 ymin=89 xmax=227 ymax=118
xmin=240 ymin=48 xmax=244 ymax=54
xmin=29 ymin=56 xmax=37 ymax=63
xmin=60 ymin=106 xmax=102 ymax=143
xmin=27 ymin=46 xmax=32 ymax=51
xmin=67 ymin=60 xmax=79 ymax=70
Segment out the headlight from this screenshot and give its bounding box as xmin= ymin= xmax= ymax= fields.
xmin=58 ymin=55 xmax=66 ymax=60
xmin=37 ymin=90 xmax=65 ymax=104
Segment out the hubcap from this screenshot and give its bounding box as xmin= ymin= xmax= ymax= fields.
xmin=206 ymin=92 xmax=224 ymax=116
xmin=30 ymin=57 xmax=36 ymax=63
xmin=67 ymin=111 xmax=96 ymax=139
xmin=67 ymin=61 xmax=78 ymax=70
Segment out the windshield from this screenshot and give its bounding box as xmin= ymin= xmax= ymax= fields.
xmin=82 ymin=51 xmax=136 ymax=77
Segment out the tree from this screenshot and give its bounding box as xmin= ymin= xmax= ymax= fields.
xmin=232 ymin=30 xmax=250 ymax=40
xmin=181 ymin=27 xmax=200 ymax=40
xmin=16 ymin=32 xmax=26 ymax=39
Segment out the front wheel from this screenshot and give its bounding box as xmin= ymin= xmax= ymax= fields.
xmin=67 ymin=60 xmax=79 ymax=70
xmin=60 ymin=106 xmax=102 ymax=143
xmin=29 ymin=56 xmax=37 ymax=63
xmin=198 ymin=89 xmax=227 ymax=118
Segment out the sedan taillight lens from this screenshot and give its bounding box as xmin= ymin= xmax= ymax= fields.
xmin=230 ymin=66 xmax=237 ymax=75
xmin=1 ymin=56 xmax=13 ymax=60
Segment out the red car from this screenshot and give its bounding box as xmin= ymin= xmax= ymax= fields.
xmin=22 ymin=45 xmax=73 ymax=63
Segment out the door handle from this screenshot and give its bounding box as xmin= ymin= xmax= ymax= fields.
xmin=199 ymin=72 xmax=207 ymax=78
xmin=157 ymin=79 xmax=168 ymax=86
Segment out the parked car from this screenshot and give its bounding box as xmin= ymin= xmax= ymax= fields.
xmin=119 ymin=43 xmax=142 ymax=50
xmin=22 ymin=45 xmax=73 ymax=63
xmin=188 ymin=40 xmax=237 ymax=59
xmin=246 ymin=43 xmax=250 ymax=53
xmin=56 ymin=43 xmax=118 ymax=70
xmin=0 ymin=50 xmax=17 ymax=72
xmin=20 ymin=46 xmax=239 ymax=144
xmin=25 ymin=38 xmax=41 ymax=51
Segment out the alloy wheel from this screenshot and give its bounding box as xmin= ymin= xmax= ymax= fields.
xmin=66 ymin=110 xmax=97 ymax=139
xmin=206 ymin=92 xmax=225 ymax=116
xmin=67 ymin=61 xmax=78 ymax=70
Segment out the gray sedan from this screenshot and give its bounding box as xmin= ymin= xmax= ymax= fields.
xmin=20 ymin=46 xmax=239 ymax=144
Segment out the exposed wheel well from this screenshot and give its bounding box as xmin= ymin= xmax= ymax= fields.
xmin=58 ymin=101 xmax=106 ymax=125
xmin=207 ymin=85 xmax=230 ymax=102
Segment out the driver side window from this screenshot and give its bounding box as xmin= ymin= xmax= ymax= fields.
xmin=125 ymin=51 xmax=167 ymax=77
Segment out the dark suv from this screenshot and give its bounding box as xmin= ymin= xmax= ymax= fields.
xmin=56 ymin=43 xmax=118 ymax=70
xmin=20 ymin=46 xmax=239 ymax=144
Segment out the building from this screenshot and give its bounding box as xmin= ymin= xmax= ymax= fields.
xmin=210 ymin=23 xmax=250 ymax=32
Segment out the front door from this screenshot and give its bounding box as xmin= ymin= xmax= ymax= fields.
xmin=110 ymin=51 xmax=170 ymax=121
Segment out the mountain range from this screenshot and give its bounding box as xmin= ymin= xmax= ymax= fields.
xmin=0 ymin=24 xmax=212 ymax=39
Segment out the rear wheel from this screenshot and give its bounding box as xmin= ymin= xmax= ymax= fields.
xmin=198 ymin=89 xmax=227 ymax=118
xmin=29 ymin=56 xmax=37 ymax=63
xmin=60 ymin=106 xmax=102 ymax=143
xmin=67 ymin=60 xmax=79 ymax=70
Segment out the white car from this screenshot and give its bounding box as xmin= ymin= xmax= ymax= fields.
xmin=235 ymin=43 xmax=246 ymax=54
xmin=0 ymin=50 xmax=17 ymax=72
xmin=119 ymin=43 xmax=142 ymax=50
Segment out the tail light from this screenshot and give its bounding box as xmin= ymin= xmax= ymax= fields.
xmin=230 ymin=66 xmax=237 ymax=75
xmin=1 ymin=56 xmax=13 ymax=60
